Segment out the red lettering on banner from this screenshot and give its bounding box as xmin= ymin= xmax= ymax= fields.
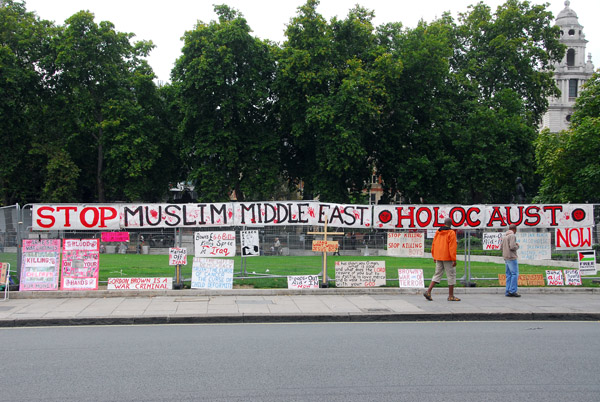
xmin=36 ymin=206 xmax=56 ymax=229
xmin=467 ymin=207 xmax=481 ymax=226
xmin=415 ymin=207 xmax=432 ymax=227
xmin=56 ymin=206 xmax=77 ymax=227
xmin=80 ymin=207 xmax=99 ymax=228
xmin=557 ymin=228 xmax=592 ymax=249
xmin=395 ymin=207 xmax=415 ymax=228
xmin=543 ymin=205 xmax=562 ymax=226
xmin=450 ymin=207 xmax=466 ymax=226
xmin=524 ymin=206 xmax=541 ymax=226
xmin=99 ymin=207 xmax=117 ymax=228
xmin=432 ymin=207 xmax=445 ymax=227
xmin=505 ymin=206 xmax=524 ymax=226
xmin=486 ymin=207 xmax=506 ymax=227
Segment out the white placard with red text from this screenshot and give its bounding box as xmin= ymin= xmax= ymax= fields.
xmin=546 ymin=270 xmax=564 ymax=286
xmin=287 ymin=275 xmax=319 ymax=289
xmin=563 ymin=270 xmax=582 ymax=286
xmin=169 ymin=248 xmax=187 ymax=266
xmin=194 ymin=231 xmax=236 ymax=257
xmin=482 ymin=232 xmax=503 ymax=251
xmin=555 ymin=227 xmax=593 ymax=250
xmin=387 ymin=232 xmax=424 ymax=257
xmin=107 ymin=277 xmax=172 ymax=290
xmin=61 ymin=239 xmax=100 ymax=291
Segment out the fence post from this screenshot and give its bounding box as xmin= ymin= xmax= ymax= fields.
xmin=16 ymin=204 xmax=22 ymax=284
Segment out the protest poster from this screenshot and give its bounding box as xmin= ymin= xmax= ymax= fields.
xmin=101 ymin=232 xmax=130 ymax=242
xmin=287 ymin=275 xmax=319 ymax=289
xmin=387 ymin=232 xmax=424 ymax=257
xmin=426 ymin=229 xmax=436 ymax=239
xmin=546 ymin=270 xmax=564 ymax=286
xmin=191 ymin=258 xmax=234 ymax=289
xmin=516 ymin=232 xmax=551 ymax=260
xmin=169 ymin=247 xmax=187 ymax=266
xmin=563 ymin=270 xmax=582 ymax=286
xmin=397 ymin=269 xmax=425 ymax=288
xmin=61 ymin=239 xmax=100 ymax=291
xmin=1 ymin=263 xmax=8 ymax=287
xmin=498 ymin=274 xmax=545 ymax=287
xmin=578 ymin=250 xmax=597 ymax=276
xmin=107 ymin=277 xmax=172 ymax=290
xmin=334 ymin=261 xmax=386 ymax=287
xmin=312 ymin=240 xmax=338 ymax=253
xmin=194 ymin=231 xmax=236 ymax=257
xmin=555 ymin=227 xmax=593 ymax=250
xmin=482 ymin=232 xmax=503 ymax=251
xmin=20 ymin=239 xmax=61 ymax=291
xmin=240 ymin=230 xmax=260 ymax=257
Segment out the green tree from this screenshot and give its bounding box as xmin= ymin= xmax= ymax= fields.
xmin=276 ymin=0 xmax=397 ymax=202
xmin=51 ymin=11 xmax=171 ymax=202
xmin=535 ymin=71 xmax=600 ymax=203
xmin=0 ymin=0 xmax=54 ymax=204
xmin=172 ymin=5 xmax=278 ymax=202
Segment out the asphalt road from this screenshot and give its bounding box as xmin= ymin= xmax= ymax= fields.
xmin=1 ymin=321 xmax=598 ymax=402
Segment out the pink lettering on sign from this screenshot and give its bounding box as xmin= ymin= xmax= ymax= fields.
xmin=101 ymin=232 xmax=130 ymax=242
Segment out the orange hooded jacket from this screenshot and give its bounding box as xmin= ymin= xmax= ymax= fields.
xmin=431 ymin=227 xmax=457 ymax=261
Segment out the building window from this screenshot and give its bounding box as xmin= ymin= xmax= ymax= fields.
xmin=567 ymin=49 xmax=575 ymax=66
xmin=568 ymin=29 xmax=575 ymax=36
xmin=566 ymin=115 xmax=572 ymax=122
xmin=569 ymin=79 xmax=578 ymax=98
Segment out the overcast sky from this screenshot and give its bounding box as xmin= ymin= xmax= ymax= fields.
xmin=24 ymin=0 xmax=599 ymax=83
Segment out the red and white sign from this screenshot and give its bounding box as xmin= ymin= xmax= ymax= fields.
xmin=287 ymin=275 xmax=319 ymax=289
xmin=555 ymin=227 xmax=593 ymax=250
xmin=169 ymin=248 xmax=187 ymax=266
xmin=194 ymin=231 xmax=236 ymax=257
xmin=387 ymin=232 xmax=424 ymax=257
xmin=482 ymin=232 xmax=503 ymax=250
xmin=545 ymin=270 xmax=564 ymax=286
xmin=563 ymin=269 xmax=582 ymax=286
xmin=33 ymin=205 xmax=120 ymax=230
xmin=107 ymin=277 xmax=172 ymax=290
xmin=61 ymin=238 xmax=99 ymax=291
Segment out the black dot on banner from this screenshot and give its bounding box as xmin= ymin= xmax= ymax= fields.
xmin=572 ymin=208 xmax=586 ymax=222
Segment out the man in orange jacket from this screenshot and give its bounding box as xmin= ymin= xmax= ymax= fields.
xmin=424 ymin=217 xmax=460 ymax=301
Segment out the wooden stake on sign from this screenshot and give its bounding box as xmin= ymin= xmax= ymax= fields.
xmin=308 ymin=217 xmax=344 ymax=287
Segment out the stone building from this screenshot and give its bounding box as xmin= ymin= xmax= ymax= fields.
xmin=541 ymin=1 xmax=595 ymax=133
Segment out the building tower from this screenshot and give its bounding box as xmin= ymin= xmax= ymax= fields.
xmin=541 ymin=1 xmax=594 ymax=133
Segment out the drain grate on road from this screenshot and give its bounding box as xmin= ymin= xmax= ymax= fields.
xmin=0 ymin=306 xmax=15 ymax=311
xmin=362 ymin=308 xmax=392 ymax=313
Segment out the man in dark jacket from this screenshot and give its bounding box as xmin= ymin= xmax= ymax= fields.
xmin=424 ymin=218 xmax=459 ymax=301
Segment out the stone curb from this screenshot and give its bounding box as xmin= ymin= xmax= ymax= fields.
xmin=5 ymin=286 xmax=600 ymax=299
xmin=1 ymin=312 xmax=599 ymax=328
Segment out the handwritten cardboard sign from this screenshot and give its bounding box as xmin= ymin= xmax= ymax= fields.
xmin=517 ymin=232 xmax=551 ymax=260
xmin=287 ymin=275 xmax=319 ymax=289
xmin=169 ymin=247 xmax=187 ymax=266
xmin=107 ymin=277 xmax=172 ymax=290
xmin=546 ymin=270 xmax=564 ymax=286
xmin=483 ymin=232 xmax=503 ymax=250
xmin=20 ymin=239 xmax=61 ymax=291
xmin=387 ymin=232 xmax=424 ymax=257
xmin=578 ymin=250 xmax=597 ymax=276
xmin=397 ymin=269 xmax=424 ymax=288
xmin=563 ymin=269 xmax=582 ymax=286
xmin=191 ymin=258 xmax=234 ymax=289
xmin=61 ymin=238 xmax=100 ymax=291
xmin=312 ymin=240 xmax=338 ymax=253
xmin=240 ymin=230 xmax=260 ymax=257
xmin=334 ymin=261 xmax=386 ymax=288
xmin=0 ymin=263 xmax=8 ymax=285
xmin=101 ymin=232 xmax=130 ymax=242
xmin=498 ymin=274 xmax=545 ymax=287
xmin=194 ymin=231 xmax=236 ymax=257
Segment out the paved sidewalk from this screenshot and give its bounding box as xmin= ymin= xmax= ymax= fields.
xmin=1 ymin=287 xmax=599 ymax=327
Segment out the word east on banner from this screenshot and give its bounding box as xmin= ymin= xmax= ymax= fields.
xmin=32 ymin=203 xmax=593 ymax=230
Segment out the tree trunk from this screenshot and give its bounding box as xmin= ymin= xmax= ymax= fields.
xmin=97 ymin=127 xmax=105 ymax=202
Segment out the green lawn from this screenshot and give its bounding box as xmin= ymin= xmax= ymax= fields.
xmin=2 ymin=252 xmax=596 ymax=288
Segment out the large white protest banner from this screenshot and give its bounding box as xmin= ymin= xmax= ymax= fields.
xmin=194 ymin=231 xmax=236 ymax=257
xmin=334 ymin=261 xmax=386 ymax=287
xmin=387 ymin=232 xmax=424 ymax=257
xmin=517 ymin=232 xmax=551 ymax=260
xmin=191 ymin=258 xmax=234 ymax=289
xmin=32 ymin=203 xmax=594 ymax=230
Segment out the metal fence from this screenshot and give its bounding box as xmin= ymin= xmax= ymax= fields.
xmin=1 ymin=204 xmax=599 ymax=286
